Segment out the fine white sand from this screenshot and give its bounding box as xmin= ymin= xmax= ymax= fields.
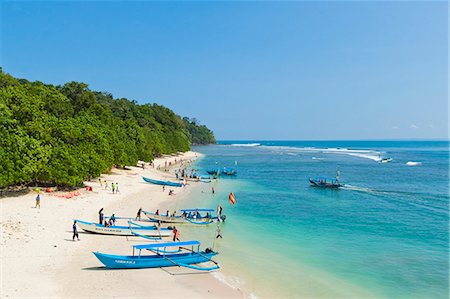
xmin=0 ymin=151 xmax=244 ymax=298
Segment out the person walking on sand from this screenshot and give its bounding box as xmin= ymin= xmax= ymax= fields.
xmin=72 ymin=220 xmax=80 ymax=241
xmin=172 ymin=226 xmax=180 ymax=242
xmin=35 ymin=194 xmax=41 ymax=209
xmin=104 ymin=180 xmax=108 ymax=190
xmin=115 ymin=183 xmax=120 ymax=193
xmin=136 ymin=208 xmax=142 ymax=220
xmin=99 ymin=178 xmax=102 ymax=188
xmin=111 ymin=182 xmax=115 ymax=194
xmin=216 ymin=225 xmax=223 ymax=239
xmin=212 ymin=186 xmax=215 ymax=195
xmin=162 ymin=185 xmax=165 ymax=192
xmin=99 ymin=208 xmax=104 ymax=224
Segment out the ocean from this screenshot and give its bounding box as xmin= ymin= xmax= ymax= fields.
xmin=175 ymin=141 xmax=449 ymax=299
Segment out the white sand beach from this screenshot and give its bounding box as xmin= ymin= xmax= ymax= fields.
xmin=0 ymin=152 xmax=243 ymax=298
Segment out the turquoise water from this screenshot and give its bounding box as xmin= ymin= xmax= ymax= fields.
xmin=177 ymin=141 xmax=448 ymax=298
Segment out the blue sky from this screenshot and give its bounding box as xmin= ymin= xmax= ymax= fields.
xmin=1 ymin=1 xmax=448 ymax=140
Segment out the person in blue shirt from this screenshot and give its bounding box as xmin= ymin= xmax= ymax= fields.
xmin=35 ymin=194 xmax=41 ymax=209
xmin=110 ymin=214 xmax=116 ymax=225
xmin=72 ymin=221 xmax=79 ymax=241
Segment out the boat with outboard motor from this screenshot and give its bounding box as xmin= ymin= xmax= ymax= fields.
xmin=142 ymin=176 xmax=183 ymax=187
xmin=142 ymin=208 xmax=226 ymax=225
xmin=93 ymin=240 xmax=220 ymax=270
xmin=309 ymin=177 xmax=342 ymax=189
xmin=75 ymin=219 xmax=172 ymax=237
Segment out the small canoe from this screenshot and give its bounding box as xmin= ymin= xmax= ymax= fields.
xmin=93 ymin=240 xmax=219 ymax=270
xmin=75 ymin=220 xmax=172 ymax=237
xmin=142 ymin=176 xmax=183 ymax=187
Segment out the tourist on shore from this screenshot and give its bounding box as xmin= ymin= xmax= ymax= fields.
xmin=162 ymin=185 xmax=165 ymax=192
xmin=136 ymin=208 xmax=142 ymax=220
xmin=110 ymin=214 xmax=116 ymax=225
xmin=99 ymin=178 xmax=102 ymax=188
xmin=216 ymin=225 xmax=223 ymax=239
xmin=111 ymin=182 xmax=115 ymax=194
xmin=99 ymin=208 xmax=104 ymax=224
xmin=35 ymin=194 xmax=41 ymax=209
xmin=217 ymin=204 xmax=223 ymax=218
xmin=172 ymin=226 xmax=180 ymax=242
xmin=166 ymin=210 xmax=170 ymax=217
xmin=72 ymin=220 xmax=80 ymax=241
xmin=104 ymin=180 xmax=108 ymax=190
xmin=115 ymin=183 xmax=120 ymax=193
xmin=155 ymin=209 xmax=159 ymax=215
xmin=212 ymin=187 xmax=215 ymax=194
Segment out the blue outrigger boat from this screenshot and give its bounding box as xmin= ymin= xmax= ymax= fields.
xmin=142 ymin=208 xmax=226 ymax=225
xmin=309 ymin=177 xmax=342 ymax=189
xmin=142 ymin=176 xmax=183 ymax=187
xmin=93 ymin=240 xmax=219 ymax=270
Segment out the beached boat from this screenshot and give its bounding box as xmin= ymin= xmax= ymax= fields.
xmin=75 ymin=219 xmax=172 ymax=237
xmin=143 ymin=208 xmax=226 ymax=225
xmin=142 ymin=176 xmax=183 ymax=187
xmin=309 ymin=177 xmax=342 ymax=189
xmin=93 ymin=240 xmax=219 ymax=270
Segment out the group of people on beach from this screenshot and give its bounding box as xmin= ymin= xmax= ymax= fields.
xmin=99 ymin=179 xmax=120 ymax=194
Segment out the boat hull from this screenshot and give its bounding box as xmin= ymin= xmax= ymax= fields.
xmin=142 ymin=176 xmax=182 ymax=187
xmin=309 ymin=178 xmax=341 ymax=189
xmin=93 ymin=251 xmax=218 ymax=269
xmin=77 ymin=221 xmax=172 ymax=237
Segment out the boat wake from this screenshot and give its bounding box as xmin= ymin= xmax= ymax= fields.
xmin=406 ymin=161 xmax=422 ymax=166
xmin=260 ymin=145 xmax=383 ymax=162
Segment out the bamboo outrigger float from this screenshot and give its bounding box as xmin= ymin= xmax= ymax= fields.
xmin=75 ymin=219 xmax=172 ymax=237
xmin=93 ymin=240 xmax=220 ymax=270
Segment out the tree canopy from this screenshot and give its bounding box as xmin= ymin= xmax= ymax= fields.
xmin=0 ymin=70 xmax=215 ymax=188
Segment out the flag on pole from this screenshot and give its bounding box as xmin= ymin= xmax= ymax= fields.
xmin=228 ymin=192 xmax=236 ymax=205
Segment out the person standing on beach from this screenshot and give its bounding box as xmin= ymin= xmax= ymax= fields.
xmin=136 ymin=208 xmax=142 ymax=220
xmin=212 ymin=187 xmax=215 ymax=195
xmin=162 ymin=185 xmax=165 ymax=192
xmin=99 ymin=178 xmax=102 ymax=188
xmin=111 ymin=182 xmax=115 ymax=194
xmin=104 ymin=180 xmax=108 ymax=190
xmin=72 ymin=221 xmax=80 ymax=241
xmin=110 ymin=214 xmax=116 ymax=225
xmin=115 ymin=183 xmax=120 ymax=193
xmin=99 ymin=208 xmax=104 ymax=224
xmin=35 ymin=194 xmax=41 ymax=209
xmin=172 ymin=226 xmax=180 ymax=242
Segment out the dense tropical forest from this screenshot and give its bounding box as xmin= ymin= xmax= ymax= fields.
xmin=0 ymin=69 xmax=215 ymax=188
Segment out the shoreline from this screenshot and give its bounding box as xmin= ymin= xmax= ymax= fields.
xmin=0 ymin=151 xmax=244 ymax=298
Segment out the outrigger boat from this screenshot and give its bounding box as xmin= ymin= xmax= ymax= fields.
xmin=206 ymin=169 xmax=221 ymax=176
xmin=379 ymin=157 xmax=393 ymax=163
xmin=221 ymin=168 xmax=237 ymax=176
xmin=309 ymin=177 xmax=342 ymax=189
xmin=75 ymin=219 xmax=172 ymax=237
xmin=142 ymin=176 xmax=183 ymax=187
xmin=142 ymin=208 xmax=226 ymax=225
xmin=93 ymin=240 xmax=219 ymax=270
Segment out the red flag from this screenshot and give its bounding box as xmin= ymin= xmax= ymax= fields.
xmin=229 ymin=192 xmax=236 ymax=205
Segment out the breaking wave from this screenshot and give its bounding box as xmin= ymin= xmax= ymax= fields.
xmin=229 ymin=143 xmax=261 ymax=147
xmin=259 ymin=145 xmax=383 ymax=162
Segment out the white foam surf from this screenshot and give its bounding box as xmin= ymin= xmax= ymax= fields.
xmin=229 ymin=143 xmax=261 ymax=147
xmin=259 ymin=145 xmax=383 ymax=162
xmin=406 ymin=161 xmax=422 ymax=166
